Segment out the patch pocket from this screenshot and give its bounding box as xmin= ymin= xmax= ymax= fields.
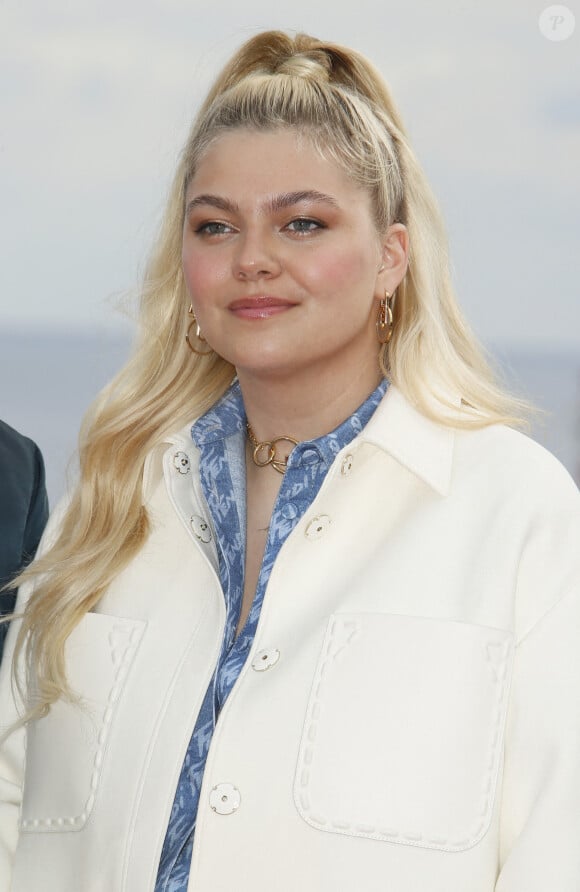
xmin=20 ymin=612 xmax=146 ymax=832
xmin=294 ymin=612 xmax=513 ymax=852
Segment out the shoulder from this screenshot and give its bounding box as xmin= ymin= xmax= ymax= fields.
xmin=0 ymin=419 xmax=44 ymax=475
xmin=452 ymin=424 xmax=579 ymax=641
xmin=452 ymin=424 xmax=580 ymax=591
xmin=0 ymin=421 xmax=48 ymax=561
xmin=0 ymin=419 xmax=47 ymax=505
xmin=454 ymin=422 xmax=579 ymax=511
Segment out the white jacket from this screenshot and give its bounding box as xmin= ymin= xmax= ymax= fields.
xmin=1 ymin=385 xmax=579 ymax=892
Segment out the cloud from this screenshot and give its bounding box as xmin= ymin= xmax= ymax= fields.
xmin=0 ymin=0 xmax=578 ymax=345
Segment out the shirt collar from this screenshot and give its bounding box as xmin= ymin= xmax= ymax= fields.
xmin=285 ymin=378 xmax=388 ymax=470
xmin=190 ymin=380 xmax=246 ymax=447
xmin=173 ymin=378 xmax=456 ymax=496
xmin=190 ymin=378 xmax=388 ymax=469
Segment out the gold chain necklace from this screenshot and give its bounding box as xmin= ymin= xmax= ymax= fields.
xmin=246 ymin=423 xmax=299 ymax=474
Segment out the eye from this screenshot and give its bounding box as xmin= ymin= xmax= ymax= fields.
xmin=194 ymin=221 xmax=235 ymax=236
xmin=285 ymin=217 xmax=325 ymax=236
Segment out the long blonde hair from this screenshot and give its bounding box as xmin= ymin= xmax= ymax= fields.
xmin=9 ymin=30 xmax=528 ymax=717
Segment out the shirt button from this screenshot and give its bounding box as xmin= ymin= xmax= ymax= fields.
xmin=251 ymin=648 xmax=280 ymax=671
xmin=305 ymin=514 xmax=331 ymax=540
xmin=300 ymin=448 xmax=320 ymax=466
xmin=280 ymin=503 xmax=298 ymax=520
xmin=173 ymin=451 xmax=191 ymax=474
xmin=190 ymin=515 xmax=212 ymax=543
xmin=209 ymin=783 xmax=241 ymax=815
xmin=340 ymin=454 xmax=354 ymax=476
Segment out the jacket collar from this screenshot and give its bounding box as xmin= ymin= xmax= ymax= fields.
xmin=156 ymin=384 xmax=457 ymax=499
xmin=360 ymin=385 xmax=456 ymax=497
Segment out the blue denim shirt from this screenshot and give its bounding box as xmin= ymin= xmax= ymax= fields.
xmin=155 ymin=378 xmax=388 ymax=891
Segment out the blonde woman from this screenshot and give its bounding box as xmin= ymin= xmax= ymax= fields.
xmin=1 ymin=30 xmax=579 ymax=892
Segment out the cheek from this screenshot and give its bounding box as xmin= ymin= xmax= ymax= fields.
xmin=181 ymin=244 xmax=198 ymax=294
xmin=181 ymin=246 xmax=227 ymax=303
xmin=301 ymin=245 xmax=376 ymax=295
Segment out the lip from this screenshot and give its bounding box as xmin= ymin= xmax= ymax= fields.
xmin=228 ymin=295 xmax=296 ymax=319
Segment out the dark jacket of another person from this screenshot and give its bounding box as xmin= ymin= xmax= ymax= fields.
xmin=0 ymin=420 xmax=49 ymax=663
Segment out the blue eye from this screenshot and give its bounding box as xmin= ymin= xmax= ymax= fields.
xmin=195 ymin=221 xmax=233 ymax=235
xmin=286 ymin=218 xmax=324 ymax=235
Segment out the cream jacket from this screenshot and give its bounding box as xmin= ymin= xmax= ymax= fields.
xmin=1 ymin=386 xmax=579 ymax=892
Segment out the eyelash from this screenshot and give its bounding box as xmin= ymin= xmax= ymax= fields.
xmin=193 ymin=217 xmax=326 ymax=237
xmin=194 ymin=221 xmax=233 ymax=236
xmin=285 ymin=217 xmax=325 ymax=235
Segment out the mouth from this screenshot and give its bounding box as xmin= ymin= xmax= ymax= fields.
xmin=228 ymin=295 xmax=297 ymax=319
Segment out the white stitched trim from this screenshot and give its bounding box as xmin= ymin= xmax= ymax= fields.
xmin=295 ymin=615 xmax=511 ymax=852
xmin=21 ymin=624 xmax=141 ymax=831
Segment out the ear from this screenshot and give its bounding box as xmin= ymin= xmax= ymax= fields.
xmin=375 ymin=223 xmax=409 ymax=298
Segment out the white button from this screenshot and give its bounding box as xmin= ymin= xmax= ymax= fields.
xmin=191 ymin=515 xmax=212 ymax=543
xmin=340 ymin=454 xmax=354 ymax=476
xmin=305 ymin=514 xmax=331 ymax=540
xmin=173 ymin=451 xmax=191 ymax=474
xmin=252 ymin=648 xmax=280 ymax=671
xmin=209 ymin=783 xmax=241 ymax=815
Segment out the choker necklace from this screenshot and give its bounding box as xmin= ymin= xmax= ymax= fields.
xmin=246 ymin=424 xmax=299 ymax=474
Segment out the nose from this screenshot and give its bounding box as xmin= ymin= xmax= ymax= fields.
xmin=232 ymin=228 xmax=282 ymax=281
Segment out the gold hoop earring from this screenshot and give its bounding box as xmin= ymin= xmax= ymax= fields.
xmin=376 ymin=290 xmax=395 ymax=345
xmin=185 ymin=304 xmax=213 ymax=356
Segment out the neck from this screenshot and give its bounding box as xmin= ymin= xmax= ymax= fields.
xmin=238 ymin=352 xmax=383 ymax=443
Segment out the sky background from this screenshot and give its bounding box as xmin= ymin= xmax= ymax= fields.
xmin=1 ymin=0 xmax=579 ymax=351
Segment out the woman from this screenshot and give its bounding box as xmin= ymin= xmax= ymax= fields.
xmin=1 ymin=30 xmax=579 ymax=892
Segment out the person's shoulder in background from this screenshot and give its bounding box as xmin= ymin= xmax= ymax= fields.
xmin=0 ymin=419 xmax=49 ymax=662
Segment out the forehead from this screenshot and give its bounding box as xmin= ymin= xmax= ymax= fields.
xmin=186 ymin=128 xmax=371 ymax=209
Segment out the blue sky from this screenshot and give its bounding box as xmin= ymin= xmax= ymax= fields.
xmin=1 ymin=0 xmax=579 ymax=350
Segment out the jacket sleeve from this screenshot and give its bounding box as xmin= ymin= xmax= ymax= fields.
xmin=496 ymin=466 xmax=580 ymax=890
xmin=0 ymin=498 xmax=67 ymax=887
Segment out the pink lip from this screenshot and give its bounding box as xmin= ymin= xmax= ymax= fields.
xmin=228 ymin=295 xmax=296 ymax=320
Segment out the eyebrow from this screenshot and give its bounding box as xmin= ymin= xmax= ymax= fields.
xmin=185 ymin=190 xmax=339 ymax=216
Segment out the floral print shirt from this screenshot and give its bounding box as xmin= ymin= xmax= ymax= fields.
xmin=155 ymin=377 xmax=388 ymax=891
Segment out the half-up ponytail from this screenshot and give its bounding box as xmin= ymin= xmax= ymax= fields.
xmin=198 ymin=31 xmax=407 ymax=134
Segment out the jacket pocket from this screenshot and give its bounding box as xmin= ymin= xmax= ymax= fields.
xmin=294 ymin=612 xmax=512 ymax=852
xmin=20 ymin=611 xmax=146 ymax=832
